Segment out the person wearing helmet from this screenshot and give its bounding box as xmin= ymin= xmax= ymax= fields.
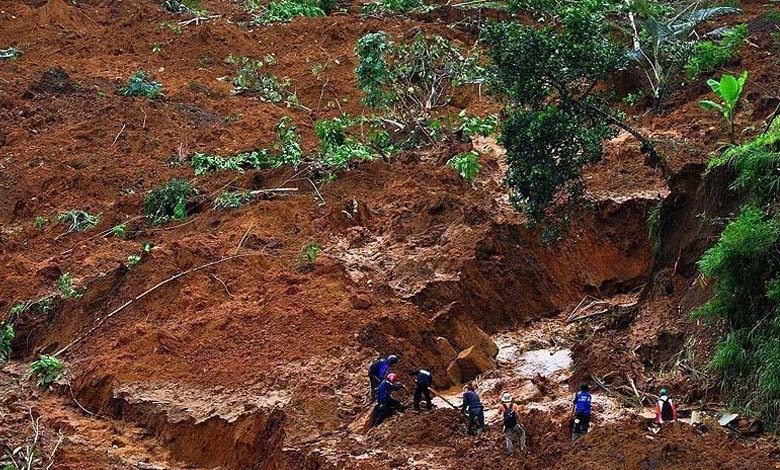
xmin=461 ymin=383 xmax=485 ymax=435
xmin=572 ymin=383 xmax=592 ymax=440
xmin=409 ymin=367 xmax=434 ymax=411
xmin=373 ymin=372 xmax=406 ymax=426
xmin=368 ymin=354 xmax=399 ymax=400
xmin=655 ymin=388 xmax=678 ymax=425
xmin=499 ymin=392 xmax=527 ymax=453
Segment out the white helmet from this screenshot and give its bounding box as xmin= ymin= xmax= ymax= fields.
xmin=501 ymin=392 xmax=513 ymax=403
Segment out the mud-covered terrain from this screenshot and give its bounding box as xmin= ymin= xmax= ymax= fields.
xmin=1 ymin=0 xmax=779 ymax=468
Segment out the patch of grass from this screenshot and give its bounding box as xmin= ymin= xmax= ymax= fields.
xmin=447 ymin=150 xmax=481 ymax=183
xmin=57 ymin=210 xmax=100 ymax=233
xmin=119 ymin=71 xmax=164 ymax=99
xmin=29 ymin=355 xmax=64 ymax=388
xmin=144 ymin=179 xmax=198 ymax=225
xmin=0 ymin=324 xmax=13 ymax=362
xmin=34 ymin=216 xmax=47 ymax=230
xmin=57 ymin=273 xmax=83 ymax=299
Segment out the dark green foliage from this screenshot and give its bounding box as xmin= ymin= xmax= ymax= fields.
xmin=484 ymin=3 xmax=634 ymax=224
xmin=144 ymin=179 xmax=198 ymax=225
xmin=119 ymin=71 xmax=164 ymax=99
xmin=685 ymin=24 xmax=747 ymax=80
xmin=362 ymin=0 xmax=424 ymax=16
xmin=699 ymin=126 xmax=780 ymax=428
xmin=458 ymin=113 xmax=499 ymax=141
xmin=0 ymin=324 xmax=13 ymax=362
xmin=30 ymin=355 xmax=64 ymax=387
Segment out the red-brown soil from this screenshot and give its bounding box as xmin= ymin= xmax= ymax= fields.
xmin=1 ymin=0 xmax=779 ymax=469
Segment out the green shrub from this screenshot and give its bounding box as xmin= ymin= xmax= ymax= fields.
xmin=111 ymin=223 xmax=128 ymax=238
xmin=315 ymin=115 xmax=376 ymax=172
xmin=34 ymin=216 xmax=47 ymax=230
xmin=144 ymin=179 xmax=198 ymax=225
xmin=458 ymin=112 xmax=499 ymax=141
xmin=698 ymin=125 xmax=780 ymax=428
xmin=275 ymin=116 xmax=303 ymax=166
xmin=57 ymin=273 xmax=83 ymax=299
xmin=58 ymin=210 xmax=100 ymax=233
xmin=355 ymin=32 xmax=485 ymax=138
xmin=362 ymin=0 xmax=425 ymax=16
xmin=252 ymin=0 xmax=330 ymax=24
xmin=119 ymin=71 xmax=164 ymax=99
xmin=29 ymin=355 xmax=64 ymax=387
xmin=127 ymin=254 xmax=142 ymax=266
xmin=213 ymin=191 xmax=252 ymax=210
xmin=447 ymin=151 xmax=481 ymax=183
xmin=0 ymin=324 xmax=13 ymax=362
xmin=299 ymin=242 xmax=320 ymax=268
xmin=685 ymin=24 xmax=747 ymax=80
xmin=228 ymin=55 xmax=298 ymax=104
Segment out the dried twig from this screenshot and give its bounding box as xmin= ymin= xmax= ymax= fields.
xmin=44 ymin=431 xmax=64 ymax=470
xmin=235 ymin=221 xmax=255 ymax=255
xmin=111 ymin=124 xmax=126 ymax=147
xmin=210 ymin=274 xmax=233 ymax=297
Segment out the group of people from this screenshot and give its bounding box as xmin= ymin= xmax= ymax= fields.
xmin=367 ymin=354 xmax=679 ymax=454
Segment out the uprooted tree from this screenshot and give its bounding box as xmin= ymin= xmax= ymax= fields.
xmin=484 ymin=0 xmax=661 ymax=229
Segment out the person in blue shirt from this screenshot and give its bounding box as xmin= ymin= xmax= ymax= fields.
xmin=410 ymin=368 xmax=433 ymax=411
xmin=373 ymin=373 xmax=406 ymax=426
xmin=368 ymin=354 xmax=398 ymax=400
xmin=461 ymin=383 xmax=485 ymax=435
xmin=572 ymin=383 xmax=592 ymax=440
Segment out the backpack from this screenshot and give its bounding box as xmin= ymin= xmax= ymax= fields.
xmin=502 ymin=404 xmax=518 ymax=428
xmin=661 ymin=398 xmax=674 ymax=421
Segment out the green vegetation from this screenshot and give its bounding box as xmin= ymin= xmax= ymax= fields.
xmin=163 ymin=0 xmax=207 ymax=15
xmin=111 ymin=223 xmax=128 ymax=238
xmin=34 ymin=216 xmax=47 ymax=230
xmin=8 ymin=295 xmax=56 ymax=321
xmin=160 ymin=20 xmax=183 ymax=34
xmin=144 ymin=179 xmax=198 ymax=225
xmin=458 ymin=112 xmax=499 ymax=141
xmin=213 ymin=191 xmax=252 ymax=210
xmin=484 ymin=1 xmax=656 ymax=225
xmin=275 ymin=116 xmax=303 ymax=166
xmin=0 ymin=47 xmax=21 ymax=60
xmin=315 ymin=115 xmax=376 ymax=173
xmin=0 ymin=324 xmax=13 ymax=362
xmin=685 ymin=24 xmax=747 ymax=80
xmin=29 ymin=355 xmax=64 ymax=387
xmin=251 ymin=0 xmax=335 ymax=24
xmin=698 ymin=125 xmax=780 ymax=428
xmin=299 ymin=241 xmax=320 ymax=269
xmin=57 ymin=210 xmax=100 ymax=233
xmin=355 ymin=32 xmax=485 ymax=143
xmin=625 ymin=1 xmax=740 ymax=108
xmin=127 ymin=254 xmax=142 ymax=266
xmin=699 ymin=71 xmax=747 ymax=144
xmin=447 ymin=151 xmax=481 ymax=183
xmin=119 ymin=71 xmax=164 ymax=99
xmin=362 ymin=0 xmax=426 ymax=16
xmin=228 ymin=55 xmax=298 ymax=105
xmin=57 ymin=273 xmax=83 ymax=299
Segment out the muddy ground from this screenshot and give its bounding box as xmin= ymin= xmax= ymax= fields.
xmin=1 ymin=0 xmax=779 ymax=468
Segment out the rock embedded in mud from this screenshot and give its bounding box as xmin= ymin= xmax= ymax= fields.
xmin=447 ymin=345 xmax=496 ymax=384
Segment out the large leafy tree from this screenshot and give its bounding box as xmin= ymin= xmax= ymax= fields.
xmin=484 ymin=0 xmax=660 ymax=226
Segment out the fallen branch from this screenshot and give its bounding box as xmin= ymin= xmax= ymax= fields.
xmin=178 ymin=14 xmax=221 ymax=26
xmin=234 ymin=221 xmax=255 ymax=255
xmin=110 ymin=123 xmax=126 ymax=148
xmin=55 ymin=254 xmax=259 ymax=356
xmin=249 ymin=187 xmax=299 ymax=196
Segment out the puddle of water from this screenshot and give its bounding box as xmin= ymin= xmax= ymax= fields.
xmin=516 ymin=349 xmax=572 ymax=378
